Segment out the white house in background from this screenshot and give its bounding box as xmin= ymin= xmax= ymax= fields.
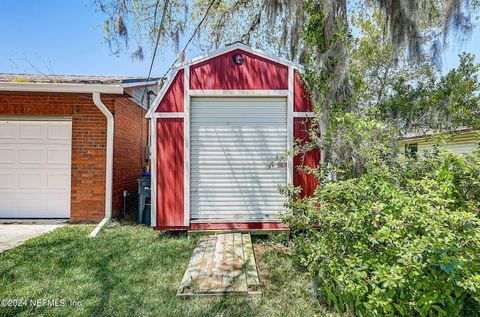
xmin=400 ymin=129 xmax=479 ymax=156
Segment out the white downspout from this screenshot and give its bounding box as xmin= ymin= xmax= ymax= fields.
xmin=89 ymin=92 xmax=114 ymax=237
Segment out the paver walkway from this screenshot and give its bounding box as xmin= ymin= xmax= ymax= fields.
xmin=178 ymin=233 xmax=261 ymax=296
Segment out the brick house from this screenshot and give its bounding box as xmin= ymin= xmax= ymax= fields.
xmin=0 ymin=74 xmax=158 ymax=222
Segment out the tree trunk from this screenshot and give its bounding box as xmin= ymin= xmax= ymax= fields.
xmin=305 ymin=0 xmax=351 ymax=169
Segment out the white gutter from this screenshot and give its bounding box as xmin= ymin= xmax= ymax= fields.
xmin=89 ymin=92 xmax=114 ymax=237
xmin=88 ymin=217 xmax=109 ymax=238
xmin=0 ymin=82 xmax=124 ymax=94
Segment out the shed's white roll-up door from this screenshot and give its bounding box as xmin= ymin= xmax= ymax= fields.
xmin=0 ymin=120 xmax=71 ymax=218
xmin=190 ymin=97 xmax=287 ymax=221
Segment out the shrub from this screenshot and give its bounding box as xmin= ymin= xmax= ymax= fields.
xmin=285 ymin=149 xmax=480 ymax=316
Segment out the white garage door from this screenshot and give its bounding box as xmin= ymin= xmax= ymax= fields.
xmin=0 ymin=120 xmax=71 ymax=218
xmin=190 ymin=97 xmax=287 ymax=221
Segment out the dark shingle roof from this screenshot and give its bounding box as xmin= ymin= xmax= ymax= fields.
xmin=0 ymin=73 xmax=160 ymax=85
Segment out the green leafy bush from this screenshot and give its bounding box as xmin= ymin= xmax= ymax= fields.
xmin=285 ymin=149 xmax=480 ymax=316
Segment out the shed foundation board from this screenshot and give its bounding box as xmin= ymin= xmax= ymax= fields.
xmin=188 ymin=229 xmax=289 ymax=236
xmin=178 ymin=233 xmax=261 ymax=296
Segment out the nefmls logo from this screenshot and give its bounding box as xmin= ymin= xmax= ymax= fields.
xmin=30 ymin=299 xmax=66 ymax=307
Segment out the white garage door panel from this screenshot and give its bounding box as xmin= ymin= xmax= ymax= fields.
xmin=0 ymin=148 xmax=17 ymax=163
xmin=47 ymin=125 xmax=71 ymax=139
xmin=0 ymin=120 xmax=71 ymax=218
xmin=19 ymin=173 xmax=44 ymax=188
xmin=19 ymin=149 xmax=43 ymax=164
xmin=190 ymin=97 xmax=287 ymax=221
xmin=0 ymin=173 xmax=15 ymax=187
xmin=19 ymin=124 xmax=44 ymax=139
xmin=0 ymin=125 xmax=16 ymax=138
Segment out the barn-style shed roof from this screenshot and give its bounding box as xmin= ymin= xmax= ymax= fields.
xmin=146 ymin=42 xmax=302 ymax=117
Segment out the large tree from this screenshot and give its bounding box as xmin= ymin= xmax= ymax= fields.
xmin=95 ymin=0 xmax=479 ymax=172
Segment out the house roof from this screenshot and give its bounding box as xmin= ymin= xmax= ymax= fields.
xmin=0 ymin=73 xmax=160 ymax=86
xmin=0 ymin=73 xmax=161 ymax=94
xmin=399 ymin=128 xmax=476 ymax=142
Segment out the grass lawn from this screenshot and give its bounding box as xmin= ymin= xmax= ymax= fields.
xmin=0 ymin=222 xmax=340 ymax=317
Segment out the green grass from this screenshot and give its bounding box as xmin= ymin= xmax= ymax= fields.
xmin=0 ymin=222 xmax=340 ymax=317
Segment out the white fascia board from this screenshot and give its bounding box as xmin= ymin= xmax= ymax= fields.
xmin=145 ymin=68 xmax=181 ymax=118
xmin=0 ymin=82 xmax=124 ymax=94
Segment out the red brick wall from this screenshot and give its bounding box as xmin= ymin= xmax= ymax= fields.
xmin=71 ymin=95 xmax=115 ymax=222
xmin=112 ymin=97 xmax=148 ymax=217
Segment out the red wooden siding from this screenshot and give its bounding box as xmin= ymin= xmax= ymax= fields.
xmin=156 ymin=69 xmax=184 ymax=112
xmin=293 ymin=69 xmax=318 ymax=197
xmin=190 ymin=49 xmax=289 ymax=90
xmin=293 ymin=118 xmax=320 ymax=197
xmin=294 ymin=71 xmax=313 ymax=112
xmin=156 ymin=118 xmax=185 ymax=228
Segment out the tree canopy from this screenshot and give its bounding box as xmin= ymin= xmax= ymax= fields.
xmin=93 ymin=3 xmax=480 ymax=313
xmin=94 ymin=0 xmax=480 ymax=175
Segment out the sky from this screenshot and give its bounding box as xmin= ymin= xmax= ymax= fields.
xmin=0 ymin=1 xmax=183 ymax=78
xmin=0 ymin=1 xmax=479 ymax=78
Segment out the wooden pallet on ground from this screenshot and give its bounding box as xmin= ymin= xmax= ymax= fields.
xmin=177 ymin=233 xmax=261 ymax=296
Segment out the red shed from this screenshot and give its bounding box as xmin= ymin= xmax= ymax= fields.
xmin=146 ymin=43 xmax=319 ymax=231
